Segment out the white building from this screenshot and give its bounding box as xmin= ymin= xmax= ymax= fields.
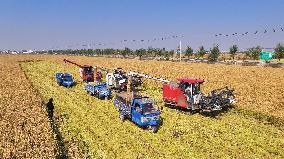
xmin=22 ymin=50 xmax=33 ymax=54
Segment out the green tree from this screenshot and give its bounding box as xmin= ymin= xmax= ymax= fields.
xmin=135 ymin=48 xmax=146 ymax=60
xmin=147 ymin=47 xmax=152 ymax=57
xmin=248 ymin=46 xmax=262 ymax=60
xmin=158 ymin=48 xmax=166 ymax=58
xmin=169 ymin=50 xmax=175 ymax=59
xmin=122 ymin=47 xmax=131 ymax=58
xmin=229 ymin=45 xmax=238 ymax=61
xmin=208 ymin=45 xmax=220 ymax=62
xmin=153 ymin=48 xmax=159 ymax=57
xmin=197 ymin=46 xmax=206 ymax=59
xmin=243 ymin=51 xmax=250 ymax=60
xmin=157 ymin=49 xmax=163 ymax=57
xmin=185 ymin=46 xmax=193 ymax=59
xmin=274 ymin=43 xmax=284 ymax=61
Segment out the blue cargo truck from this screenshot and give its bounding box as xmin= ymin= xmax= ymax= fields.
xmin=114 ymin=92 xmax=161 ymax=133
xmin=56 ymin=73 xmax=75 ymax=87
xmin=85 ymin=82 xmax=112 ymax=99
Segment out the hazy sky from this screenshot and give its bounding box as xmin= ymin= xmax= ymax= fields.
xmin=0 ymin=0 xmax=284 ymax=51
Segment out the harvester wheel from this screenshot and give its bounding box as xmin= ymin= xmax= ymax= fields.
xmin=89 ymin=91 xmax=93 ymax=96
xmin=119 ymin=114 xmax=125 ymax=121
xmin=150 ymin=126 xmax=158 ymax=133
xmin=96 ymin=93 xmax=100 ymax=99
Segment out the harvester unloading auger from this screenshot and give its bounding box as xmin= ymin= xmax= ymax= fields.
xmin=127 ymin=71 xmax=236 ymax=113
xmin=63 ymin=59 xmax=110 ymax=83
xmin=64 ymin=59 xmax=98 ymax=82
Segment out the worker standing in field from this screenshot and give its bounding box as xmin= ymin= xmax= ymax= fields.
xmin=47 ymin=98 xmax=54 ymax=119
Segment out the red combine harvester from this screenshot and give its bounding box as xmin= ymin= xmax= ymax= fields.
xmin=163 ymin=78 xmax=204 ymax=110
xmin=128 ymin=71 xmax=236 ymax=113
xmin=63 ymin=59 xmax=103 ymax=82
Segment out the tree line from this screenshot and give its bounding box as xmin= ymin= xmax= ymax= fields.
xmin=37 ymin=43 xmax=284 ymax=62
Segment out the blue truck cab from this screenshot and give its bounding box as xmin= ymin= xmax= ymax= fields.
xmin=114 ymin=93 xmax=161 ymax=133
xmin=85 ymin=82 xmax=112 ymax=99
xmin=56 ymin=73 xmax=75 ymax=87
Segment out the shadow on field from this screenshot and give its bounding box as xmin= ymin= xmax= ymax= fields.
xmin=164 ymin=103 xmax=235 ymax=118
xmin=49 ymin=118 xmax=69 ymax=159
xmin=46 ymin=99 xmax=69 ymax=159
xmin=200 ymin=105 xmax=235 ymax=118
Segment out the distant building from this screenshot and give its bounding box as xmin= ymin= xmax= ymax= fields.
xmin=22 ymin=50 xmax=33 ymax=54
xmin=11 ymin=51 xmax=19 ymax=54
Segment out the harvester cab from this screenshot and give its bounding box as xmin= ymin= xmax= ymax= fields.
xmin=106 ymin=68 xmax=128 ymax=91
xmin=177 ymin=78 xmax=204 ymax=105
xmin=163 ymin=78 xmax=205 ymax=110
xmin=79 ymin=65 xmax=95 ymax=82
xmin=95 ymin=68 xmax=103 ymax=82
xmin=63 ymin=59 xmax=95 ymax=83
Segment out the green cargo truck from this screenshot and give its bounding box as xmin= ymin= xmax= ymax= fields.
xmin=260 ymin=51 xmax=274 ymax=60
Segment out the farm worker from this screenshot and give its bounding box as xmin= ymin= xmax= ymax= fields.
xmin=184 ymin=85 xmax=192 ymax=102
xmin=96 ymin=69 xmax=103 ymax=81
xmin=47 ymin=98 xmax=54 ymax=119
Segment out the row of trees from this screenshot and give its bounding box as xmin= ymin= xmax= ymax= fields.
xmin=43 ymin=47 xmax=177 ymax=60
xmin=184 ymin=45 xmax=220 ymax=62
xmin=40 ymin=43 xmax=284 ymax=61
xmin=184 ymin=43 xmax=284 ymax=61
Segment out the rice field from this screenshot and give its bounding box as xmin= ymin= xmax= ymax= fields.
xmin=12 ymin=54 xmax=284 ymax=158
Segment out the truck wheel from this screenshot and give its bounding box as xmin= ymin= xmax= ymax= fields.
xmin=120 ymin=114 xmax=125 ymax=121
xmin=150 ymin=126 xmax=158 ymax=133
xmin=57 ymin=82 xmax=62 ymax=86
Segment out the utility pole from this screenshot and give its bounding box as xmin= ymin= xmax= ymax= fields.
xmin=179 ymin=40 xmax=182 ymax=62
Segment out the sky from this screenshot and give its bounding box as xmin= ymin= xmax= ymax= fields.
xmin=0 ymin=0 xmax=284 ymax=51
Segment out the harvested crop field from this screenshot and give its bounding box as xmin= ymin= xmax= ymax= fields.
xmin=1 ymin=54 xmax=284 ymax=158
xmin=0 ymin=56 xmax=56 ymax=158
